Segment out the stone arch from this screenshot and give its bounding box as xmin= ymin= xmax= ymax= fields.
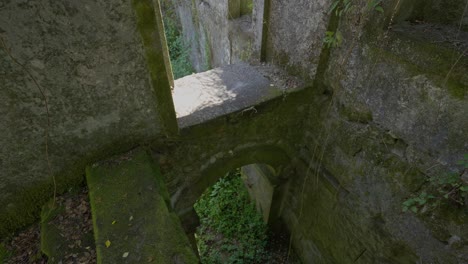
xmin=173 ymin=143 xmax=294 ymax=236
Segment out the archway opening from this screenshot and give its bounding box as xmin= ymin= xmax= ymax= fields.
xmin=193 ymin=165 xmax=300 ymax=263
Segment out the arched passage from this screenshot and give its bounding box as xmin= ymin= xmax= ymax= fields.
xmin=172 ymin=143 xmax=295 ymax=244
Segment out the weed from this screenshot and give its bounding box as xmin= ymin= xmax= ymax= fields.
xmin=323 ymin=31 xmax=343 ymax=48
xmin=324 ymin=0 xmax=384 ymax=49
xmin=194 ymin=169 xmax=268 ymax=264
xmin=402 ymin=155 xmax=468 ymax=214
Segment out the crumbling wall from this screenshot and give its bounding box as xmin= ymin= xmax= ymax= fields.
xmin=0 ymin=0 xmax=170 ymax=235
xmin=169 ymin=0 xmax=260 ymax=72
xmin=265 ymin=0 xmax=331 ymax=81
xmin=279 ymin=0 xmax=468 ymax=263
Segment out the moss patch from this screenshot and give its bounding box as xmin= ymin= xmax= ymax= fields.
xmin=132 ymin=0 xmax=178 ymax=136
xmin=368 ymin=30 xmax=468 ymax=100
xmin=40 ymin=201 xmax=65 ymax=262
xmin=0 ymin=136 xmax=148 ymax=238
xmin=86 ymin=149 xmax=197 ymax=263
xmin=0 ymin=243 xmax=11 ymax=263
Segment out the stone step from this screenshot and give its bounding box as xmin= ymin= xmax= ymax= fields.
xmin=85 ymin=149 xmax=198 ymax=264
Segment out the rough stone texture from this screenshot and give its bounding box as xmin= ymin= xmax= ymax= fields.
xmin=395 ymin=0 xmax=468 ymax=28
xmin=0 ymin=0 xmax=166 ymax=235
xmin=172 ymin=0 xmax=331 ymax=78
xmin=172 ymin=63 xmax=304 ymax=127
xmin=266 ymin=0 xmax=331 ymax=80
xmin=2 ymin=0 xmax=468 ymax=263
xmin=153 ymin=87 xmax=310 ymax=237
xmin=168 ymin=0 xmax=468 ymax=262
xmin=169 ymin=0 xmax=260 ymax=72
xmin=241 ymin=164 xmax=275 ymax=223
xmin=278 ymin=1 xmax=468 ymax=262
xmin=86 ymin=150 xmax=198 ymax=264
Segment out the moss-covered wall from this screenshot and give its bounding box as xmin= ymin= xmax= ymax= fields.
xmin=152 ymin=89 xmax=310 ymax=228
xmin=276 ymin=0 xmax=468 ymax=263
xmin=168 ymin=0 xmax=260 ymax=71
xmin=0 ymin=0 xmax=175 ymax=236
xmin=2 ymin=0 xmax=467 ymax=262
xmin=395 ymin=0 xmax=468 ymax=27
xmin=265 ymin=0 xmax=331 ymax=81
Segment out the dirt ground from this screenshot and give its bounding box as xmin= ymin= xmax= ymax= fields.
xmin=2 ymin=188 xmax=96 ymax=264
xmin=2 ymin=187 xmax=300 ymax=264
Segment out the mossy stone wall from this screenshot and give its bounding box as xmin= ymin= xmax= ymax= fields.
xmin=273 ymin=0 xmax=468 ymax=262
xmin=0 ymin=0 xmax=174 ymax=236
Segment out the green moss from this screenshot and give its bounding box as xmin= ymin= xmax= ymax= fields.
xmin=385 ymin=241 xmax=418 ymax=263
xmin=338 ymin=103 xmax=373 ymax=123
xmin=368 ymin=35 xmax=467 ymax=100
xmin=132 ymin=0 xmax=179 ymax=136
xmin=240 ymin=0 xmax=253 ymax=16
xmin=0 ymin=177 xmax=82 ymax=238
xmin=445 ymin=79 xmax=467 ymax=99
xmin=86 ymin=149 xmax=197 ymax=263
xmin=40 ymin=201 xmax=65 ymax=262
xmin=0 ymin=136 xmax=150 ymax=238
xmin=0 ymin=243 xmax=11 ymax=263
xmin=202 ymin=27 xmax=212 ymax=71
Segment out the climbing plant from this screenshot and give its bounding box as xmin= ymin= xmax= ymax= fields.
xmin=402 ymin=155 xmax=468 ymax=214
xmin=194 ymin=169 xmax=268 ymax=264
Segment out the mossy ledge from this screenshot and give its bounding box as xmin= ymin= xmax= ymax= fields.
xmin=86 ymin=149 xmax=198 ymax=263
xmin=0 ymin=137 xmax=152 ymax=238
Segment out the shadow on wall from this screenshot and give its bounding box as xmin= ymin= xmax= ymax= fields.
xmin=172 ymin=143 xmax=294 ymax=230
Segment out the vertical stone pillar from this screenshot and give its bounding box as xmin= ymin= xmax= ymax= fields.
xmin=132 ymin=0 xmax=179 ymax=136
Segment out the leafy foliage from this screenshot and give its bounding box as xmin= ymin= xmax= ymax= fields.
xmin=163 ymin=16 xmax=193 ymax=79
xmin=194 ymin=170 xmax=268 ymax=263
xmin=329 ymin=0 xmax=355 ymax=17
xmin=323 ymin=31 xmax=343 ymax=48
xmin=402 ymin=155 xmax=468 ymax=214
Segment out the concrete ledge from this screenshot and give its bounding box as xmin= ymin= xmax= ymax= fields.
xmin=173 ymin=63 xmax=304 ymax=128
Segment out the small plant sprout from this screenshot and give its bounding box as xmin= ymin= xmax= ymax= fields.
xmin=402 ymin=155 xmax=468 ymax=214
xmin=324 ymin=31 xmax=343 ymax=48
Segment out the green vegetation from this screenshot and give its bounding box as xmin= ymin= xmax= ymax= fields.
xmin=194 ymin=170 xmax=268 ymax=263
xmin=403 ymin=155 xmax=468 ymax=214
xmin=163 ymin=16 xmax=193 ymax=79
xmin=86 ymin=150 xmax=198 ymax=263
xmin=0 ymin=243 xmax=11 ymax=263
xmin=323 ymin=31 xmax=343 ymax=48
xmin=324 ymin=0 xmax=384 ymax=48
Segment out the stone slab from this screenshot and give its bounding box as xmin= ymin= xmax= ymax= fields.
xmin=86 ymin=150 xmax=197 ymax=264
xmin=173 ymin=63 xmax=304 ymax=128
